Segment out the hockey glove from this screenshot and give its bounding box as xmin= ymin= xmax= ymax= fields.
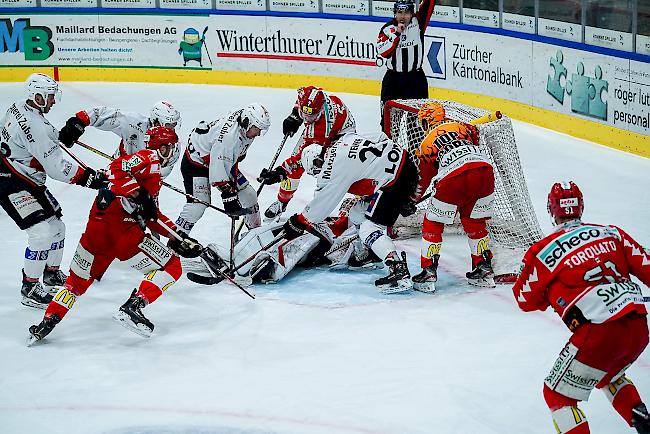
xmin=168 ymin=233 xmax=203 ymax=258
xmin=283 ymin=214 xmax=307 ymax=241
xmin=75 ymin=167 xmax=108 ymax=190
xmin=282 ymin=108 xmax=302 ymax=137
xmin=258 ymin=166 xmax=287 ymax=185
xmin=58 ymin=116 xmax=86 ymax=147
xmin=221 ymin=189 xmax=247 ymax=217
xmin=95 ymin=187 xmax=116 ymax=211
xmin=400 ymin=200 xmax=418 ymax=217
xmin=133 ymin=188 xmax=158 ymax=221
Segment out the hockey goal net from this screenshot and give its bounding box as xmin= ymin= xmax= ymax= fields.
xmin=383 ymin=99 xmax=544 ymax=278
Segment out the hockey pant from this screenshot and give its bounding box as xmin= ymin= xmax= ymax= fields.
xmin=43 ymin=200 xmax=182 ymax=321
xmin=176 ymin=156 xmax=260 ymax=233
xmin=421 ymin=166 xmax=494 ymax=268
xmin=359 ymin=156 xmax=418 ymax=263
xmin=0 ymin=164 xmax=66 ymax=280
xmin=543 ymin=313 xmax=649 ymax=433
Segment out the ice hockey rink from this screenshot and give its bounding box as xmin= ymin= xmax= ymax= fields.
xmin=0 ymin=81 xmax=648 ymax=434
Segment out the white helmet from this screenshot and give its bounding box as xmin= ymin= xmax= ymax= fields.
xmin=300 ymin=144 xmax=324 ymax=176
xmin=25 ymin=73 xmax=61 ymax=109
xmin=240 ymin=103 xmax=271 ymax=136
xmin=150 ymin=100 xmax=181 ymax=129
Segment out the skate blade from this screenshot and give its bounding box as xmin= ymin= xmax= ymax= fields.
xmin=112 ymin=311 xmax=152 ymax=338
xmin=348 ymin=263 xmax=384 ymax=271
xmin=467 ymin=277 xmax=496 ymax=288
xmin=21 ymin=297 xmax=49 ymax=310
xmin=377 ymin=280 xmax=413 ymax=294
xmin=26 ymin=333 xmax=42 ymax=347
xmin=413 ymin=281 xmax=437 ymax=293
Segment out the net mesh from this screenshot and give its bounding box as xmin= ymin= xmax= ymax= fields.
xmin=385 ymin=99 xmax=544 ymax=275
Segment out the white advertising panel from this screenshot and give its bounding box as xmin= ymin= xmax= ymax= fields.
xmin=422 ymin=27 xmax=533 ymax=104
xmin=0 ymin=0 xmax=37 ymax=7
xmin=432 ymin=5 xmax=459 ymax=24
xmin=40 ymin=0 xmax=97 ymax=6
xmin=537 ymin=18 xmax=582 ymax=43
xmin=462 ymin=8 xmax=499 ymax=28
xmin=215 ymin=0 xmax=266 ymax=10
xmin=269 ymin=0 xmax=319 ymax=13
xmin=532 ymin=43 xmax=649 ymax=136
xmin=502 ymin=12 xmax=535 ymax=34
xmin=585 ymin=26 xmax=633 ymax=52
xmin=207 ymin=15 xmax=384 ymax=80
xmin=371 ymin=1 xmax=394 ymax=17
xmin=638 ymin=34 xmax=650 ymax=56
xmin=101 ymin=0 xmax=154 ymax=7
xmin=322 ymin=0 xmax=369 ymax=15
xmin=160 ymin=0 xmax=212 ymax=9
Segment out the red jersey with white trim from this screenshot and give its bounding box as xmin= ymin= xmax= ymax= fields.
xmin=281 ymin=91 xmax=356 ymax=173
xmin=105 ymin=149 xmax=176 ymax=236
xmin=513 ymin=220 xmax=649 ymax=328
xmin=301 ymin=132 xmax=406 ymax=223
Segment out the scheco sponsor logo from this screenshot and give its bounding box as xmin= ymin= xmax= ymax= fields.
xmin=537 ymin=226 xmax=603 ymax=270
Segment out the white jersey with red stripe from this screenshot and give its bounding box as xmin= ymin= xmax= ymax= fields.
xmin=186 ymin=109 xmax=255 ymax=187
xmin=301 ymin=132 xmax=406 ymax=223
xmin=76 ymin=106 xmax=178 ymax=178
xmin=1 ymin=101 xmax=84 ymax=186
xmin=513 ymin=220 xmax=649 ymax=328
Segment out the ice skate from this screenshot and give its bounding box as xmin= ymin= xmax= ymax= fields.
xmin=412 ymin=255 xmax=438 ymax=293
xmin=21 ymin=271 xmax=53 ymax=309
xmin=375 ymin=252 xmax=412 ymax=294
xmin=27 ymin=314 xmax=61 ymax=346
xmin=348 ymin=248 xmax=383 ymax=270
xmin=466 ymin=251 xmax=495 ymax=288
xmin=43 ymin=268 xmax=67 ymax=294
xmin=264 ymin=200 xmax=287 ymax=220
xmin=633 ymin=403 xmax=650 ymax=434
xmin=113 ymin=290 xmax=154 ymax=338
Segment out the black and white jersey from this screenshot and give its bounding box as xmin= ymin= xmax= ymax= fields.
xmin=376 ymin=0 xmax=435 ymax=72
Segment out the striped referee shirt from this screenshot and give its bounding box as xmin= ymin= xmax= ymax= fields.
xmin=376 ymin=0 xmax=435 ymax=72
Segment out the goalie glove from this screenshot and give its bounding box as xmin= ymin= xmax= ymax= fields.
xmin=258 ymin=166 xmax=287 ymax=185
xmin=283 ymin=214 xmax=308 ymax=241
xmin=168 ymin=233 xmax=203 ymax=258
xmin=282 ymin=108 xmax=302 ymax=137
xmin=58 ymin=116 xmax=86 ymax=147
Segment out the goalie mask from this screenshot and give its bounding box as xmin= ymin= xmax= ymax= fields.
xmin=297 ymin=86 xmax=325 ymax=123
xmin=25 ymin=73 xmax=61 ymax=112
xmin=239 ymin=103 xmax=271 ymax=138
xmin=547 ymin=181 xmax=584 ymax=223
xmin=418 ymin=102 xmax=446 ymax=132
xmin=300 ymin=144 xmax=324 ymax=176
xmin=145 ymin=126 xmax=179 ymax=167
xmin=150 ymin=101 xmax=181 ymax=129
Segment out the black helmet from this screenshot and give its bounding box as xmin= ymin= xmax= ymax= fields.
xmin=394 ymin=0 xmax=415 ymax=13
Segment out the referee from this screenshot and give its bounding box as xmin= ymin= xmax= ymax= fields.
xmin=376 ymin=0 xmax=436 ymax=128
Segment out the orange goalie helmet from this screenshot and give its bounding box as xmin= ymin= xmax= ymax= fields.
xmin=418 ymin=102 xmax=446 ymax=132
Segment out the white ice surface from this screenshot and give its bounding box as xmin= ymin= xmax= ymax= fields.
xmin=0 ymin=82 xmax=648 ymax=434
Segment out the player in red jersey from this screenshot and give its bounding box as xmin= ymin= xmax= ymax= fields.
xmin=259 ymin=86 xmax=356 ymax=219
xmin=513 ymin=181 xmax=650 ymax=434
xmin=27 ymin=127 xmax=202 ymax=344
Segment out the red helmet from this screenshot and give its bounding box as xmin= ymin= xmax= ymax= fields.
xmin=297 ymin=86 xmax=325 ymax=123
xmin=145 ymin=126 xmax=178 ymax=167
xmin=547 ymin=181 xmax=584 ymax=221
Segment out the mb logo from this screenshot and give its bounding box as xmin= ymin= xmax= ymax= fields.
xmin=1 ymin=18 xmax=54 ymax=61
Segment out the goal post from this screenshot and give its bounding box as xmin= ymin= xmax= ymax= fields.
xmin=383 ymin=99 xmax=545 ymax=279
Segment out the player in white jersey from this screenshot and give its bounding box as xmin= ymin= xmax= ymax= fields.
xmin=59 ymin=100 xmax=181 ymax=178
xmin=175 ymin=103 xmax=271 ymax=234
xmin=279 ymin=132 xmax=419 ymax=293
xmin=0 ymin=74 xmax=107 ymax=309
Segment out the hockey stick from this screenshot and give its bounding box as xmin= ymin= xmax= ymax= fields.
xmin=187 ymin=230 xmax=286 ymax=286
xmin=75 ymin=140 xmax=229 ymax=215
xmin=156 ymin=218 xmax=255 ymax=299
xmin=233 ymin=133 xmax=291 ymax=240
xmin=229 ymin=216 xmax=236 ymax=269
xmin=59 ymin=143 xmax=89 ymax=169
xmin=201 ymin=26 xmax=213 ymax=66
